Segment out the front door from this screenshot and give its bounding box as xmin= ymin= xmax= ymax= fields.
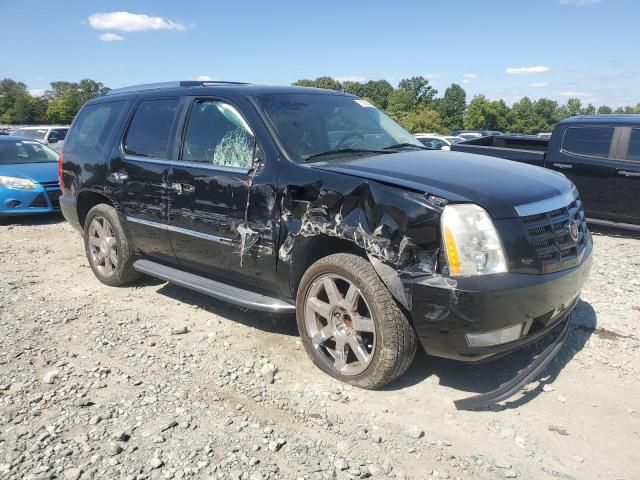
xmin=111 ymin=97 xmax=181 ymax=263
xmin=167 ymin=98 xmax=279 ymax=288
xmin=548 ymin=125 xmax=617 ymax=220
xmin=609 ymin=127 xmax=640 ymax=224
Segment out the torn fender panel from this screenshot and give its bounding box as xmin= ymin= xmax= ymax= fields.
xmin=277 ymin=172 xmax=444 ymax=304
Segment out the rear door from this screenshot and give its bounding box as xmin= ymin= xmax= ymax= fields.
xmin=548 ymin=125 xmax=618 ymax=220
xmin=608 ymin=127 xmax=640 ymax=224
xmin=109 ymin=97 xmax=181 ymax=263
xmin=167 ymin=97 xmax=278 ymax=287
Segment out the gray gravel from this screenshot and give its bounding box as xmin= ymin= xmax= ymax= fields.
xmin=1 ymin=217 xmax=639 ymax=479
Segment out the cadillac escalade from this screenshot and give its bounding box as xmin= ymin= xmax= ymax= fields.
xmin=59 ymin=81 xmax=593 ymax=408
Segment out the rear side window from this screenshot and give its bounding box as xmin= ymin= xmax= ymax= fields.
xmin=124 ymin=98 xmax=179 ymax=159
xmin=627 ymin=129 xmax=640 ymax=161
xmin=561 ymin=126 xmax=614 ymax=158
xmin=64 ymin=101 xmax=126 ymax=156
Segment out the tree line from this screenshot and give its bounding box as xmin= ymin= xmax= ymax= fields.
xmin=293 ymin=76 xmax=640 ymax=134
xmin=0 ymin=78 xmax=108 ymax=125
xmin=2 ymin=76 xmax=639 ymax=134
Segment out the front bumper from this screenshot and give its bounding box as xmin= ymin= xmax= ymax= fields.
xmin=0 ymin=184 xmax=61 ymax=216
xmin=409 ymin=241 xmax=592 ymax=362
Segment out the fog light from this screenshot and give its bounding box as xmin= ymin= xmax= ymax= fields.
xmin=7 ymin=199 xmax=22 ymax=208
xmin=466 ymin=324 xmax=524 ymax=347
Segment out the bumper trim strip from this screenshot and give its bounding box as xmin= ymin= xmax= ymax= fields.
xmin=454 ymin=314 xmax=571 ymax=410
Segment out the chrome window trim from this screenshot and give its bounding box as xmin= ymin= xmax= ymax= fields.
xmin=514 ymin=187 xmax=578 ymax=217
xmin=170 ymin=159 xmax=250 ymax=174
xmin=124 ymin=154 xmax=170 ymax=165
xmin=126 ymin=216 xmax=235 ymax=244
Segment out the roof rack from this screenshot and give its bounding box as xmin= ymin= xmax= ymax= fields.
xmin=101 ymin=80 xmax=252 ymax=97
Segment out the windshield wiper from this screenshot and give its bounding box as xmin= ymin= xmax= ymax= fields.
xmin=304 ymin=148 xmax=392 ymax=162
xmin=383 ymin=142 xmax=429 ymax=150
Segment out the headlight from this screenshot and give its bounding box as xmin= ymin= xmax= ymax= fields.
xmin=0 ymin=176 xmax=37 ymax=190
xmin=441 ymin=203 xmax=507 ymax=276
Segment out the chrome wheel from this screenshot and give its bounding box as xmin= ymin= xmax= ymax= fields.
xmin=304 ymin=274 xmax=376 ymax=376
xmin=87 ymin=216 xmax=118 ymax=277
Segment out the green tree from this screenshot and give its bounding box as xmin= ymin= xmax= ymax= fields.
xmin=581 ymin=103 xmax=596 ymax=115
xmin=397 ymin=106 xmax=443 ymax=133
xmin=397 ymin=76 xmax=437 ymax=105
xmin=386 ymin=90 xmax=416 ymax=119
xmin=45 ymin=78 xmax=108 ymax=123
xmin=463 ymin=95 xmax=509 ymax=131
xmin=438 ymin=83 xmax=466 ymax=131
xmin=359 ymin=80 xmax=394 ymax=109
xmin=0 ymin=78 xmax=32 ymax=123
xmin=292 ymin=76 xmax=342 ymax=91
xmin=342 ymin=81 xmax=365 ymax=97
xmin=597 ymin=105 xmax=612 ymax=115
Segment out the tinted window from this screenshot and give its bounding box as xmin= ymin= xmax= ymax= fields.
xmin=561 ymin=127 xmax=614 ymax=158
xmin=49 ymin=128 xmax=68 ymax=141
xmin=627 ymin=129 xmax=640 ymax=161
xmin=181 ymin=100 xmax=255 ymax=168
xmin=124 ymin=98 xmax=179 ymax=159
xmin=64 ymin=101 xmax=126 ymax=157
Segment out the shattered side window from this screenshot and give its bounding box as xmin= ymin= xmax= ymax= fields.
xmin=182 ymin=100 xmax=256 ymax=169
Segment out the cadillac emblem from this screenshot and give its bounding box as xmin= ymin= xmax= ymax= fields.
xmin=569 ymin=220 xmax=579 ymax=242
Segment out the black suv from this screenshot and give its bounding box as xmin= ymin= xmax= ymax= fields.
xmin=59 ymin=81 xmax=593 ymax=408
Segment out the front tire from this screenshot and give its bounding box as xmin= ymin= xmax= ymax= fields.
xmin=83 ymin=204 xmax=139 ymax=286
xmin=296 ymin=253 xmax=417 ymax=389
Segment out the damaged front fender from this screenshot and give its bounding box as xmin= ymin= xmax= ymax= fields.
xmin=276 ymin=169 xmax=446 ymax=307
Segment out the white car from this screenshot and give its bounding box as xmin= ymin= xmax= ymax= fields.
xmin=12 ymin=125 xmax=69 ymax=152
xmin=457 ymin=132 xmax=483 ymax=141
xmin=443 ymin=135 xmax=466 ymax=144
xmin=414 ymin=134 xmax=452 ymax=151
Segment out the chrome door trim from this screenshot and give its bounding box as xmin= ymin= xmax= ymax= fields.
xmin=126 ymin=215 xmax=235 ymax=244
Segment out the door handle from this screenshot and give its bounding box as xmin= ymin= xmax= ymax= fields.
xmin=618 ymin=170 xmax=640 ymax=177
xmin=107 ymin=171 xmax=129 ymax=184
xmin=171 ymin=183 xmax=195 ymax=195
xmin=552 ymin=163 xmax=573 ymax=169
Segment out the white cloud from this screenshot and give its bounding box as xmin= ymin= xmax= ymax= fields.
xmin=29 ymin=89 xmax=46 ymax=97
xmin=99 ymin=33 xmax=125 ymax=42
xmin=506 ymin=66 xmax=550 ymax=75
xmin=462 ymin=74 xmax=477 ymax=84
xmin=195 ymin=75 xmax=217 ymax=81
xmin=88 ymin=12 xmax=186 ymax=32
xmin=335 ymin=75 xmax=366 ymax=83
xmin=529 ymin=82 xmax=548 ymax=88
xmin=560 ymin=0 xmax=604 ymax=5
xmin=560 ymin=91 xmax=591 ymax=97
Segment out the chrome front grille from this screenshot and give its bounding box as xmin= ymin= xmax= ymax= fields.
xmin=520 ymin=196 xmax=588 ymax=271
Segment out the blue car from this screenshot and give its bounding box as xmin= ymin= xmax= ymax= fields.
xmin=0 ymin=136 xmax=61 ymax=217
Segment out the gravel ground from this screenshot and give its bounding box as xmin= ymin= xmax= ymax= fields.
xmin=1 ymin=215 xmax=639 ymax=480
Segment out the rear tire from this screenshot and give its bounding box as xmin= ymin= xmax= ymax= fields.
xmin=296 ymin=253 xmax=417 ymax=389
xmin=83 ymin=204 xmax=140 ymax=286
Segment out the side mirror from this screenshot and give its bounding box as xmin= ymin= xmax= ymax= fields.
xmin=441 ymin=145 xmax=451 ymax=151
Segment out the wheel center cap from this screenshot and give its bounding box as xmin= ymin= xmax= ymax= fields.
xmin=100 ymin=240 xmax=109 ymax=255
xmin=331 ymin=307 xmax=353 ymax=336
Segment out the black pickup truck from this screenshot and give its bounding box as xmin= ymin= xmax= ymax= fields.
xmin=59 ymin=81 xmax=593 ymax=408
xmin=452 ymin=115 xmax=640 ymax=230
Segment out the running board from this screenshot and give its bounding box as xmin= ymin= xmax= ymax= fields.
xmin=133 ymin=259 xmax=296 ymax=313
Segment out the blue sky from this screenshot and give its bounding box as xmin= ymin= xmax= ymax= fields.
xmin=1 ymin=0 xmax=638 ymax=107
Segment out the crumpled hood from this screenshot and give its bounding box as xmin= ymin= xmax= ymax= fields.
xmin=314 ymin=150 xmax=573 ymax=218
xmin=0 ymin=162 xmax=58 ymax=184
